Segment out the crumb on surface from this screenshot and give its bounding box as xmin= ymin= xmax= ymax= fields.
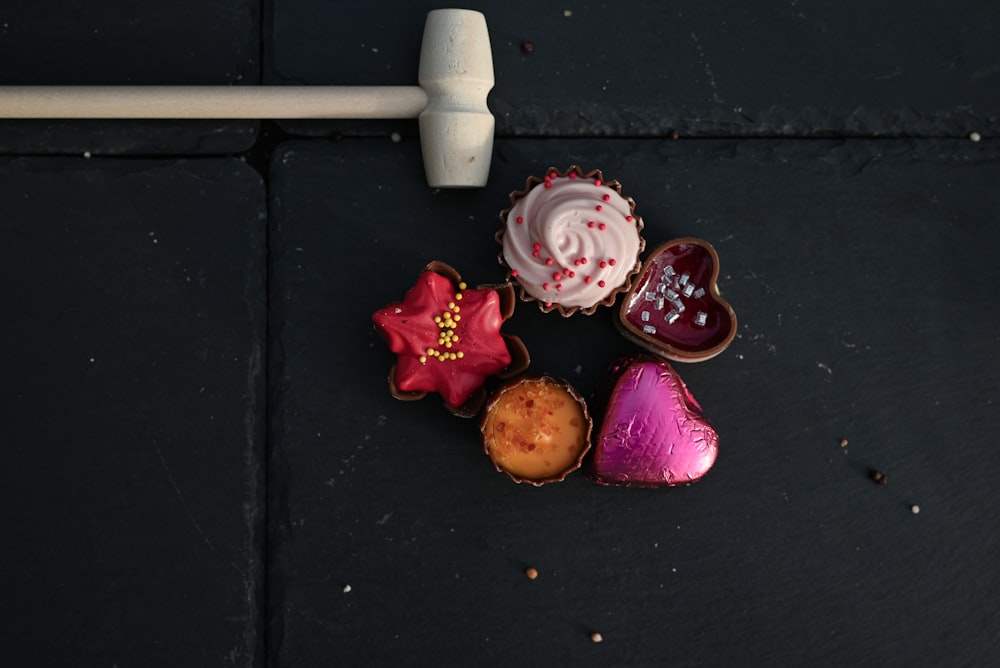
xmin=525 ymin=567 xmax=538 ymax=580
xmin=839 ymin=438 xmax=849 ymax=447
xmin=969 ymin=131 xmax=982 ymax=142
xmin=521 ymin=41 xmax=533 ymax=53
xmin=590 ymin=632 xmax=603 ymax=643
xmin=870 ymin=470 xmax=887 ymax=485
xmin=910 ymin=504 xmax=920 ymax=514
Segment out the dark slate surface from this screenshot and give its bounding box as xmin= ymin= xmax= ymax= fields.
xmin=267 ymin=1 xmax=1000 ymax=138
xmin=0 ymin=2 xmax=260 ymax=153
xmin=0 ymin=158 xmax=266 ymax=666
xmin=269 ymin=137 xmax=1000 ymax=667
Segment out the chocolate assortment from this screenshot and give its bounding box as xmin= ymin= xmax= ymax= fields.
xmin=372 ymin=172 xmax=736 ymax=485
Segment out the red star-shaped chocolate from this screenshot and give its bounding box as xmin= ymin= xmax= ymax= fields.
xmin=373 ymin=267 xmax=514 ymax=410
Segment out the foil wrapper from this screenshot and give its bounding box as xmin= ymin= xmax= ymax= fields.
xmin=586 ymin=355 xmax=718 ymax=487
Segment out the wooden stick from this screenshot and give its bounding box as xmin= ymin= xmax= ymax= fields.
xmin=0 ymin=86 xmax=430 ymax=119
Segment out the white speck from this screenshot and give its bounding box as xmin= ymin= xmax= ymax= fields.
xmin=89 ymin=357 xmax=95 ymax=363
xmin=672 ymin=567 xmax=677 ymax=573
xmin=737 ymin=354 xmax=744 ymax=360
xmin=377 ymin=513 xmax=393 ymax=526
xmin=911 ymin=505 xmax=921 ymax=514
xmin=563 ymin=9 xmax=573 ymax=17
xmin=372 ymin=47 xmax=379 ymax=53
xmin=343 ymin=584 xmax=352 ymax=593
xmin=969 ymin=131 xmax=982 ymax=142
xmin=390 ymin=132 xmax=402 ymax=143
xmin=574 ymin=364 xmax=583 ymax=374
xmin=83 ymin=151 xmax=91 ymax=159
xmin=294 ymin=247 xmax=304 ymax=252
xmin=817 ymin=361 xmax=833 ymax=374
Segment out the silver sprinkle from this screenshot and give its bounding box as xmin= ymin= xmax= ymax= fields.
xmin=679 ymin=273 xmax=690 ymax=286
xmin=665 ymin=311 xmax=680 ymax=325
xmin=641 ymin=311 xmax=650 ymax=322
xmin=693 ymin=287 xmax=705 ymax=298
xmin=682 ymin=283 xmax=695 ymax=297
xmin=643 ymin=325 xmax=657 ymax=334
xmin=645 ymin=291 xmax=657 ymax=301
xmin=695 ymin=311 xmax=708 ymax=326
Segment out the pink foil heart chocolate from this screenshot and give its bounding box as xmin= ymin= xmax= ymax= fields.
xmin=586 ymin=355 xmax=718 ymax=487
xmin=618 ymin=237 xmax=736 ymax=362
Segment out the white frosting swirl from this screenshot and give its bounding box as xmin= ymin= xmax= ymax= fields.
xmin=503 ymin=175 xmax=641 ymax=309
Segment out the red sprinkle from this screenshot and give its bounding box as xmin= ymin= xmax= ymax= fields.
xmin=579 ymin=257 xmax=588 ymax=265
xmin=595 ymin=205 xmax=603 ymax=212
xmin=510 ymin=269 xmax=518 ymax=277
xmin=516 ymin=216 xmax=524 ymax=224
xmin=556 ymin=283 xmax=563 ymax=291
xmin=542 ymin=283 xmax=550 ymax=290
xmin=602 ymin=194 xmax=611 ymax=202
xmin=545 ymin=257 xmax=554 ymax=266
xmin=587 ymin=221 xmax=596 ymax=228
xmin=568 ymin=172 xmax=577 ymax=179
xmin=552 ymin=272 xmax=562 ymax=281
xmin=544 ymin=301 xmax=552 ymax=307
xmin=532 ymin=250 xmax=540 ymax=258
xmin=584 ymin=276 xmax=592 ymax=283
xmin=608 ymin=258 xmax=617 ymax=266
xmin=567 ymin=270 xmax=575 ymax=278
xmin=598 ymin=223 xmax=607 ymax=230
xmin=594 ymin=179 xmax=602 ymax=186
xmin=549 ymin=171 xmax=558 ymax=179
xmin=532 ymin=242 xmax=541 ymax=251
xmin=599 ymin=261 xmax=607 ymax=268
xmin=626 ymin=215 xmax=633 ymax=222
xmin=544 ymin=182 xmax=552 ymax=188
xmin=598 ymin=280 xmax=606 ymax=287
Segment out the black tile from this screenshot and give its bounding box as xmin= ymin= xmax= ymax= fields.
xmin=0 ymin=158 xmax=267 ymax=666
xmin=267 ymin=1 xmax=1000 ymax=138
xmin=0 ymin=1 xmax=261 ymax=153
xmin=268 ymin=137 xmax=1000 ymax=666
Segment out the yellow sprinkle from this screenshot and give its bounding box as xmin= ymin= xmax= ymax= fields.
xmin=453 ymin=305 xmax=460 ymax=313
xmin=448 ymin=302 xmax=455 ymax=309
xmin=457 ymin=351 xmax=464 ymax=358
xmin=454 ymin=314 xmax=461 ymax=321
xmin=433 ymin=315 xmax=441 ymax=323
xmin=445 ymin=341 xmax=453 ymax=348
xmin=426 ymin=348 xmax=435 ymax=356
xmin=439 ymin=355 xmax=447 ymax=362
xmin=452 ymin=335 xmax=459 ymax=342
xmin=449 ymin=353 xmax=457 ymax=360
xmin=419 ymin=355 xmax=427 ymax=363
xmin=458 ymin=282 xmax=467 ymax=290
xmin=455 ymin=293 xmax=463 ymax=301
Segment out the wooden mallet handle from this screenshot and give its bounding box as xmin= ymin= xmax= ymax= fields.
xmin=0 ymin=9 xmax=495 ymax=188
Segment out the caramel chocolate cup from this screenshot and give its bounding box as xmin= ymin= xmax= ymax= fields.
xmin=496 ymin=166 xmax=645 ymax=317
xmin=480 ymin=374 xmax=592 ymax=485
xmin=617 ymin=238 xmax=737 ymax=363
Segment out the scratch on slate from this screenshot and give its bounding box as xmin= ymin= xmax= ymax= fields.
xmin=816 ymin=361 xmax=833 ymax=374
xmin=152 ymin=439 xmax=216 ymax=551
xmin=690 ymin=32 xmax=723 ymax=104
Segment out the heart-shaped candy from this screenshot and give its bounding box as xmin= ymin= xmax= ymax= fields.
xmin=618 ymin=237 xmax=736 ymax=362
xmin=586 ymin=355 xmax=718 ymax=487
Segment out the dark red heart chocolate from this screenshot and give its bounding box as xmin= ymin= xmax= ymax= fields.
xmin=586 ymin=355 xmax=718 ymax=487
xmin=618 ymin=237 xmax=736 ymax=362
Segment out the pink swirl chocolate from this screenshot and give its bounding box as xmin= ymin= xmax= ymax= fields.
xmin=497 ymin=167 xmax=644 ymax=316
